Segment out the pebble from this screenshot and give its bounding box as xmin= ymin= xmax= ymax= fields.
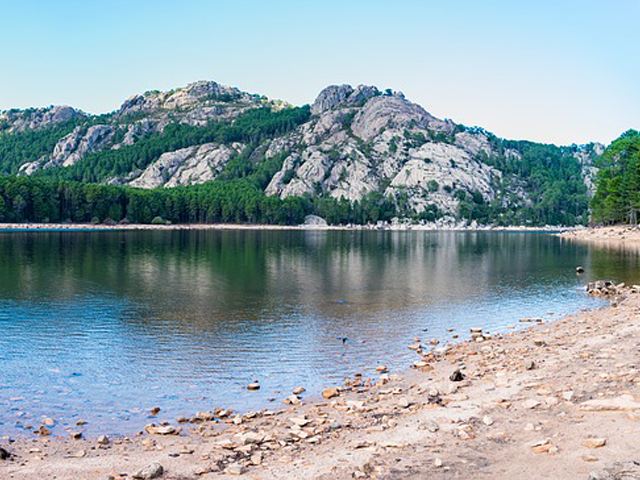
xmin=292 ymin=387 xmax=306 ymax=395
xmin=284 ymin=394 xmax=301 ymax=405
xmin=424 ymin=420 xmax=439 ymax=432
xmin=150 ymin=407 xmax=161 ymax=415
xmin=42 ymin=417 xmax=55 ymax=427
xmin=397 ymin=397 xmax=410 ymax=408
xmin=449 ymin=369 xmax=465 ymax=382
xmin=523 ymin=399 xmax=541 ymax=409
xmin=434 ymin=458 xmax=444 ymax=468
xmin=97 ymin=435 xmax=110 ymax=445
xmin=247 ymin=382 xmax=260 ymax=391
xmin=322 ymin=388 xmax=340 ymax=399
xmin=530 ymin=439 xmax=555 ymax=454
xmin=225 ymin=464 xmax=246 ymax=475
xmin=582 ymin=438 xmax=607 ymax=449
xmin=146 ymin=424 xmax=177 ymax=435
xmin=0 ymin=447 xmax=10 ymax=460
xmin=482 ymin=415 xmax=494 ymax=426
xmin=66 ymin=450 xmax=86 ymax=458
xmin=70 ymin=432 xmax=83 ymax=440
xmin=290 ymin=416 xmax=309 ymax=427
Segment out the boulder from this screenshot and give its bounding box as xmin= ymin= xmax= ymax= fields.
xmin=302 ymin=215 xmax=328 ymax=227
xmin=133 ymin=462 xmax=164 ymax=479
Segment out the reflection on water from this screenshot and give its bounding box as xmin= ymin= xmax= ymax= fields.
xmin=0 ymin=230 xmax=635 ymax=436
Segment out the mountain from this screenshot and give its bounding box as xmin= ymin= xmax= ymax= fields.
xmin=0 ymin=80 xmax=604 ymax=226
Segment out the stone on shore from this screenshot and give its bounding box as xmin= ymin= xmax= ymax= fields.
xmin=588 ymin=461 xmax=640 ymax=480
xmin=579 ymin=395 xmax=640 ymax=411
xmin=582 ymin=438 xmax=607 ymax=449
xmin=133 ymin=462 xmax=164 ymax=479
xmin=0 ymin=447 xmax=10 ymax=460
xmin=225 ymin=464 xmax=246 ymax=475
xmin=284 ymin=394 xmax=301 ymax=405
xmin=323 ymin=388 xmax=340 ymax=399
xmin=145 ymin=424 xmax=178 ymax=435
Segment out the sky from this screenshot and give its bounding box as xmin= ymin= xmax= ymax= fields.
xmin=0 ymin=0 xmax=638 ymax=145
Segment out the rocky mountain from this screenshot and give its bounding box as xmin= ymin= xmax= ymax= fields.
xmin=0 ymin=80 xmax=604 ymax=225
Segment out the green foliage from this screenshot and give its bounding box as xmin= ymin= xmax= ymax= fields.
xmin=403 ymin=130 xmax=428 ymax=148
xmin=591 ymin=130 xmax=640 ymax=224
xmin=479 ymin=140 xmax=590 ymax=226
xmin=340 ymin=111 xmax=357 ymax=130
xmin=0 ymin=119 xmax=84 ymax=175
xmin=0 ymin=175 xmax=404 ymax=226
xmin=33 ymin=106 xmax=311 ymax=183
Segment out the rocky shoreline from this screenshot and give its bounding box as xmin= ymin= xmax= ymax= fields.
xmin=557 ymin=225 xmax=640 ymax=246
xmin=0 ymin=221 xmax=566 ymax=232
xmin=3 ymin=277 xmax=640 ymax=479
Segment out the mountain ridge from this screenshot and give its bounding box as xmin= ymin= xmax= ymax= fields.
xmin=0 ymin=80 xmax=604 ymax=226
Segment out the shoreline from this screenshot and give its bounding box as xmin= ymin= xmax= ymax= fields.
xmin=0 ymin=222 xmax=570 ymax=232
xmin=557 ymin=225 xmax=640 ymax=244
xmin=3 ymin=285 xmax=640 ymax=479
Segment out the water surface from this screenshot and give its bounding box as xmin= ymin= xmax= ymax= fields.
xmin=1 ymin=230 xmax=636 ymax=436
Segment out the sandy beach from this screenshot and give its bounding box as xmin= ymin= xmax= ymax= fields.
xmin=2 ymin=229 xmax=640 ymax=479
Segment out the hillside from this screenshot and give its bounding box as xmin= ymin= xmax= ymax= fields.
xmin=0 ymin=81 xmax=603 ymax=226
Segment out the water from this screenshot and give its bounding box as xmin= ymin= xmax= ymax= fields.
xmin=0 ymin=229 xmax=637 ymax=437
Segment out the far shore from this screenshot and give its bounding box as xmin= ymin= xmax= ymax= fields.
xmin=0 ymin=221 xmax=570 ymax=232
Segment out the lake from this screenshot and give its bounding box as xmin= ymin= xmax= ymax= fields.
xmin=1 ymin=229 xmax=638 ymax=437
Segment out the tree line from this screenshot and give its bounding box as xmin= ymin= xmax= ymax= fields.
xmin=0 ymin=175 xmax=403 ymax=225
xmin=591 ymin=130 xmax=640 ymax=224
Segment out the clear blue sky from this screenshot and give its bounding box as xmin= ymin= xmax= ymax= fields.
xmin=0 ymin=0 xmax=637 ymax=145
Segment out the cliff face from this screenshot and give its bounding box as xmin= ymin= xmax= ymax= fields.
xmin=262 ymin=85 xmax=505 ymax=215
xmin=0 ymin=80 xmax=603 ymax=221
